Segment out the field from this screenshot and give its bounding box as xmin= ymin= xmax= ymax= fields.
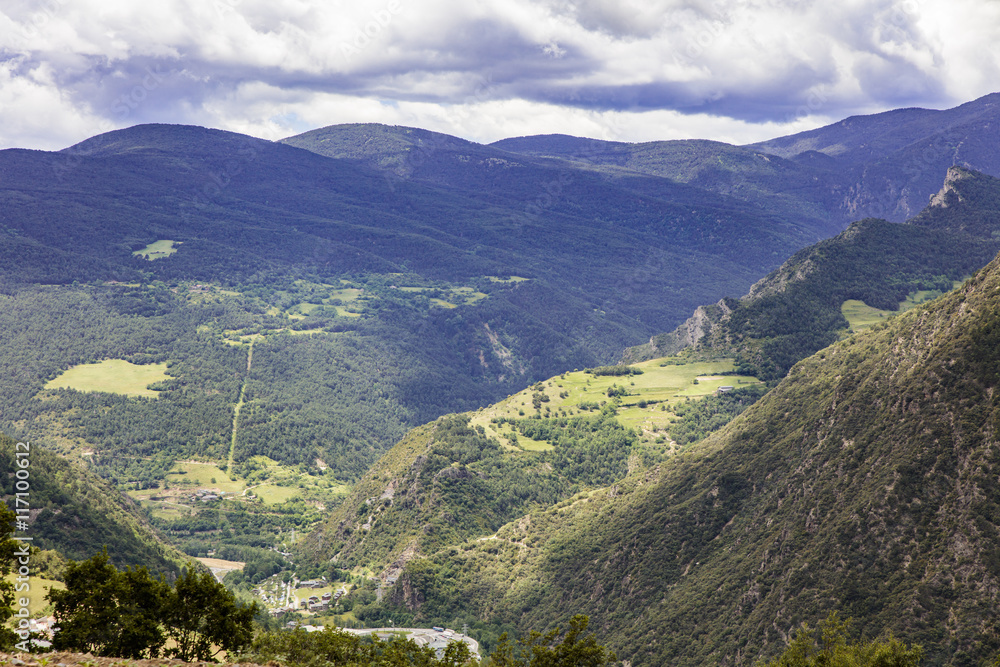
xmin=485 ymin=276 xmax=530 ymax=283
xmin=2 ymin=575 xmax=64 ymax=615
xmin=221 ymin=328 xmax=327 ymax=346
xmin=164 ymin=461 xmax=244 ymax=494
xmin=841 ymin=300 xmax=891 ymax=332
xmin=471 ymin=357 xmax=761 ymax=451
xmin=841 ymin=281 xmax=965 ymax=332
xmin=133 ymin=239 xmax=180 ymax=260
xmin=131 ymin=457 xmax=350 ymax=521
xmin=253 ymin=484 xmax=302 ymax=504
xmin=44 ymin=359 xmax=171 ymax=397
xmin=395 ymin=285 xmax=488 ymax=308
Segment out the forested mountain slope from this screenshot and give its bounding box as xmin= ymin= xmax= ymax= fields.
xmin=0 ymin=435 xmax=189 ymax=575
xmin=0 ymin=122 xmax=814 ymax=491
xmin=385 ymin=246 xmax=1000 ymax=667
xmin=624 ymin=167 xmax=1000 ymax=381
xmin=282 ymin=123 xmax=839 ymax=243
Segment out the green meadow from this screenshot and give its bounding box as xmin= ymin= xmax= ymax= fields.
xmin=485 ymin=276 xmax=530 ymax=283
xmin=395 ymin=285 xmax=488 ymax=308
xmin=45 ymin=359 xmax=171 ymax=397
xmin=133 ymin=457 xmax=349 ymax=524
xmin=841 ymin=280 xmax=965 ymax=332
xmin=471 ymin=357 xmax=761 ymax=451
xmin=165 ymin=461 xmax=244 ymax=494
xmin=133 ymin=239 xmax=180 ymax=260
xmin=2 ymin=576 xmax=64 ymax=615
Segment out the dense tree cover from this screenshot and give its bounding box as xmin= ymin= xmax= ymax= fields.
xmin=626 ymin=169 xmax=1000 ymax=382
xmin=490 ymin=615 xmax=616 ymax=667
xmin=514 ymin=408 xmax=640 ymax=487
xmin=1 ymin=122 xmax=827 ymax=360
xmin=584 ymin=366 xmax=643 ymax=377
xmin=667 ymin=384 xmax=768 ymax=445
xmin=307 ymin=409 xmax=655 ymax=578
xmin=0 ymin=435 xmax=186 ymax=574
xmin=245 ymin=613 xmax=614 ymax=667
xmin=629 ymin=217 xmax=1000 ymax=382
xmin=760 ymin=614 xmax=923 ymax=667
xmin=50 ymin=551 xmax=258 ymax=661
xmin=722 ymin=219 xmax=998 ymax=381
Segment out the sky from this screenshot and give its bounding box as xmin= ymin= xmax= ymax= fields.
xmin=1 ymin=0 xmax=999 ymax=151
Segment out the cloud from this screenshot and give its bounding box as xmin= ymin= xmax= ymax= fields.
xmin=0 ymin=0 xmax=998 ymax=150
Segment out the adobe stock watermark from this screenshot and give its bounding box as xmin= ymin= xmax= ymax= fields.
xmin=212 ymin=0 xmax=243 ymax=18
xmin=671 ymin=0 xmax=751 ymax=70
xmin=18 ymin=0 xmax=69 ymax=39
xmin=12 ymin=441 xmax=35 ymax=652
xmin=340 ymin=0 xmax=404 ymax=61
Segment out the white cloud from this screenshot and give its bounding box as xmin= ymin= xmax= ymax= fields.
xmin=0 ymin=0 xmax=997 ymax=150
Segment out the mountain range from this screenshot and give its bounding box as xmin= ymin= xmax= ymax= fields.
xmin=2 ymin=92 xmax=1000 ymax=664
xmin=320 ymin=168 xmax=1000 ymax=666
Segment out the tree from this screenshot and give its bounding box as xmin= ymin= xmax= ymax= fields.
xmin=759 ymin=613 xmax=923 ymax=667
xmin=162 ymin=568 xmax=259 ymax=662
xmin=49 ymin=549 xmax=170 ymax=658
xmin=489 ymin=615 xmax=615 ymax=667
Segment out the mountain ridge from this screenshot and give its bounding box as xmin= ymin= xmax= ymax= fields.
xmin=382 ymin=244 xmax=1000 ymax=666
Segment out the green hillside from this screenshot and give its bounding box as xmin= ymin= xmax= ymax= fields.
xmin=0 ymin=434 xmax=190 ymax=576
xmin=301 ymin=357 xmax=761 ymax=582
xmin=379 ymin=246 xmax=1000 ymax=666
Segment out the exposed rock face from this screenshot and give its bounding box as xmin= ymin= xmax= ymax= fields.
xmin=622 ymin=298 xmax=733 ymax=362
xmin=928 ymin=165 xmax=970 ymax=209
xmin=390 ymin=569 xmax=427 ymax=611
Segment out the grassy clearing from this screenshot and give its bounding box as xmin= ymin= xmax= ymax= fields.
xmin=45 ymin=359 xmax=170 ymax=397
xmin=147 ymin=502 xmax=196 ymax=520
xmin=253 ymin=484 xmax=301 ymax=504
xmin=449 ymin=286 xmax=489 ymax=305
xmin=842 ymin=281 xmax=965 ymax=333
xmin=395 ymin=285 xmax=487 ymax=308
xmin=130 ymin=458 xmax=349 ymax=515
xmin=842 ymin=300 xmax=892 ymax=332
xmin=164 ymin=461 xmax=244 ymax=494
xmin=294 ymin=585 xmax=335 ymax=599
xmin=2 ymin=576 xmax=64 ymax=615
xmin=133 ymin=239 xmax=180 ymax=260
xmin=471 ymin=358 xmax=761 ymax=451
xmin=222 ymin=328 xmax=329 ymax=346
xmin=486 ymin=276 xmax=530 ymax=283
